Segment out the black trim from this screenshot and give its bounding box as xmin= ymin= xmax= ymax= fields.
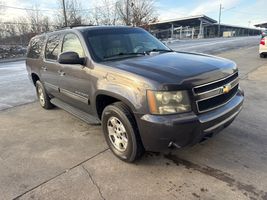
xmin=44 ymin=82 xmax=59 ymax=91
xmin=60 ymin=88 xmax=89 ymax=104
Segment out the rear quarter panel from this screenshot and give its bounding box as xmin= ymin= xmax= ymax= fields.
xmin=26 ymin=58 xmax=43 ymax=82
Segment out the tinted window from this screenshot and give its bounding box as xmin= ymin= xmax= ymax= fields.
xmin=86 ymin=28 xmax=169 ymax=62
xmin=27 ymin=36 xmax=45 ymax=59
xmin=62 ymin=33 xmax=85 ymax=57
xmin=45 ymin=34 xmax=61 ymax=60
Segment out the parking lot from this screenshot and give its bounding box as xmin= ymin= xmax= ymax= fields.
xmin=1 ymin=38 xmax=267 ymax=200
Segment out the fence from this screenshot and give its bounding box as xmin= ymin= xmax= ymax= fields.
xmin=151 ymin=26 xmax=202 ymax=41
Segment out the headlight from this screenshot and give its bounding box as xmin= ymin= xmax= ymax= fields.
xmin=147 ymin=90 xmax=191 ymax=114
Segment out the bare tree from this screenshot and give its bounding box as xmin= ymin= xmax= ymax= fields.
xmin=5 ymin=24 xmax=16 ymax=38
xmin=16 ymin=17 xmax=29 ymax=35
xmin=41 ymin=17 xmax=51 ymax=32
xmin=57 ymin=0 xmax=83 ymax=27
xmin=90 ymin=0 xmax=118 ymax=25
xmin=14 ymin=17 xmax=30 ymax=45
xmin=27 ymin=6 xmax=41 ymax=34
xmin=116 ymin=0 xmax=157 ymax=26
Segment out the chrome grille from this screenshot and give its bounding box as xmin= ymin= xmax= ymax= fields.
xmin=193 ymin=72 xmax=239 ymax=113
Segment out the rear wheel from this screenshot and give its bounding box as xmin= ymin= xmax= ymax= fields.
xmin=101 ymin=102 xmax=144 ymax=162
xmin=36 ymin=80 xmax=54 ymax=109
xmin=260 ymin=53 xmax=266 ymax=58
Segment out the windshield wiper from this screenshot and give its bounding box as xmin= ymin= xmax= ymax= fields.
xmin=103 ymin=52 xmax=145 ymax=60
xmin=145 ymin=49 xmax=173 ymax=54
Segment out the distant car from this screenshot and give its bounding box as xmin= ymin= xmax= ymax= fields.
xmin=261 ymin=30 xmax=267 ymax=38
xmin=259 ymin=37 xmax=267 ymax=58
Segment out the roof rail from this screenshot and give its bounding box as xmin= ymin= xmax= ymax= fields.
xmin=56 ymin=26 xmax=71 ymax=31
xmin=69 ymin=24 xmax=95 ymax=28
xmin=35 ymin=24 xmax=95 ymax=35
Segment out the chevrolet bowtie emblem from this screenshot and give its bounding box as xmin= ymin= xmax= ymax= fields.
xmin=222 ymin=84 xmax=231 ymax=94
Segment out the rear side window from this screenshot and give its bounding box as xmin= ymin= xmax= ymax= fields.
xmin=45 ymin=34 xmax=61 ymax=60
xmin=27 ymin=36 xmax=45 ymax=59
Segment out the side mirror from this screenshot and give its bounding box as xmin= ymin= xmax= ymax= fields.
xmin=58 ymin=51 xmax=86 ymax=65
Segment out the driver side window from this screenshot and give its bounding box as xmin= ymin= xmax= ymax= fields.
xmin=129 ymin=33 xmax=158 ymax=53
xmin=62 ymin=33 xmax=85 ymax=57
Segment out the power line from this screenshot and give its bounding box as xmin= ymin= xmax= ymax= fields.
xmin=0 ymin=0 xmax=122 ymax=13
xmin=0 ymin=4 xmax=56 ymax=12
xmin=226 ymin=9 xmax=267 ymax=16
xmin=0 ymin=22 xmax=59 ymax=27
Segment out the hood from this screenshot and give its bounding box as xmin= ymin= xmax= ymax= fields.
xmin=104 ymin=52 xmax=237 ymax=88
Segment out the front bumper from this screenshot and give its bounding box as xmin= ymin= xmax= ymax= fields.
xmin=136 ymin=89 xmax=244 ymax=152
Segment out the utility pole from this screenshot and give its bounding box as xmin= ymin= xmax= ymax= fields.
xmin=218 ymin=3 xmax=222 ymax=37
xmin=62 ymin=0 xmax=68 ymax=27
xmin=126 ymin=0 xmax=129 ymax=25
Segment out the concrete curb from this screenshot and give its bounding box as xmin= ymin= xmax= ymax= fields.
xmin=0 ymin=57 xmax=26 ymax=63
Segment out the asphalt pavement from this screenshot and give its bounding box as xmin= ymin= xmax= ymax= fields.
xmin=0 ymin=36 xmax=267 ymax=200
xmin=168 ymin=36 xmax=260 ymax=54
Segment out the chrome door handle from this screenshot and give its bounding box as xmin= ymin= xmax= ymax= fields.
xmin=41 ymin=66 xmax=47 ymax=71
xmin=58 ymin=70 xmax=65 ymax=76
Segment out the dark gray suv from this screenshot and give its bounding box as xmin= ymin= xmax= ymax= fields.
xmin=26 ymin=26 xmax=244 ymax=162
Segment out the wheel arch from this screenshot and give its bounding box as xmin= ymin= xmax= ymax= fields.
xmin=31 ymin=73 xmax=40 ymax=86
xmin=94 ymin=90 xmax=137 ymax=120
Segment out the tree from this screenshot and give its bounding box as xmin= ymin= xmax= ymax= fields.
xmin=90 ymin=0 xmax=118 ymax=25
xmin=41 ymin=17 xmax=51 ymax=32
xmin=27 ymin=6 xmax=41 ymax=34
xmin=57 ymin=0 xmax=83 ymax=27
xmin=16 ymin=17 xmax=29 ymax=35
xmin=116 ymin=0 xmax=157 ymax=26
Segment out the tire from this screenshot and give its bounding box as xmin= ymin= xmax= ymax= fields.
xmin=101 ymin=102 xmax=144 ymax=162
xmin=36 ymin=80 xmax=54 ymax=109
xmin=260 ymin=53 xmax=266 ymax=58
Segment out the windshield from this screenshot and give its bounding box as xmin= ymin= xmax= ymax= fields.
xmin=86 ymin=27 xmax=170 ymax=62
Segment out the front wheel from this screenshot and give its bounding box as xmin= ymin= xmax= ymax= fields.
xmin=260 ymin=53 xmax=266 ymax=58
xmin=36 ymin=80 xmax=54 ymax=109
xmin=101 ymin=102 xmax=144 ymax=162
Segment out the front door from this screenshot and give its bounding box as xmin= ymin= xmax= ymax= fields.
xmin=58 ymin=33 xmax=93 ymax=114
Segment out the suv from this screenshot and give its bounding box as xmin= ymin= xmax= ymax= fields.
xmin=261 ymin=30 xmax=267 ymax=38
xmin=26 ymin=26 xmax=244 ymax=162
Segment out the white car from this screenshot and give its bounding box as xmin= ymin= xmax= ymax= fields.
xmin=260 ymin=37 xmax=267 ymax=58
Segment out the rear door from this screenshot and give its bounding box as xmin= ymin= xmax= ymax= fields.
xmin=42 ymin=33 xmax=63 ymax=97
xmin=58 ymin=32 xmax=93 ymax=114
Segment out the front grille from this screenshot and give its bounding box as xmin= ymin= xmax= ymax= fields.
xmin=193 ymin=72 xmax=239 ymax=113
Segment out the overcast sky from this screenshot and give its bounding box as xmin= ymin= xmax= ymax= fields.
xmin=0 ymin=0 xmax=266 ymax=27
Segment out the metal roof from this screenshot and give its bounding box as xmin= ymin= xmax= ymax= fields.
xmin=254 ymin=23 xmax=267 ymax=28
xmin=149 ymin=15 xmax=217 ymax=25
xmin=216 ymin=23 xmax=261 ymax=31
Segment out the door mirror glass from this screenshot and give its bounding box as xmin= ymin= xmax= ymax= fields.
xmin=58 ymin=51 xmax=86 ymax=65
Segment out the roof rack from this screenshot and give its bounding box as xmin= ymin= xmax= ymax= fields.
xmin=54 ymin=24 xmax=94 ymax=31
xmin=69 ymin=24 xmax=95 ymax=28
